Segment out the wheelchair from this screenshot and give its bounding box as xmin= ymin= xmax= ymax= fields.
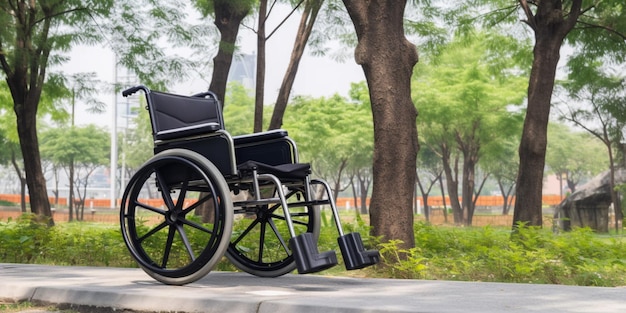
xmin=120 ymin=85 xmax=379 ymax=285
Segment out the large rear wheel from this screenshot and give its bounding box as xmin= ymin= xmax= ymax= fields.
xmin=120 ymin=149 xmax=233 ymax=285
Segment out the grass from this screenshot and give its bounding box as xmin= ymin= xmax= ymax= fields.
xmin=1 ymin=212 xmax=625 ymax=287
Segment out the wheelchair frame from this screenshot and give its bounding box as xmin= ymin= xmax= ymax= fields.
xmin=120 ymin=85 xmax=379 ymax=285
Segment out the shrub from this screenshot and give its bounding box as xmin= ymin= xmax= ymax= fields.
xmin=378 ymin=222 xmax=626 ymax=286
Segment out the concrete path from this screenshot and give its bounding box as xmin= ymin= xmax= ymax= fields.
xmin=1 ymin=263 xmax=625 ymax=313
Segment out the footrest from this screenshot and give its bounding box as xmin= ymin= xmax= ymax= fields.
xmin=289 ymin=233 xmax=338 ymax=274
xmin=338 ymin=232 xmax=380 ymax=270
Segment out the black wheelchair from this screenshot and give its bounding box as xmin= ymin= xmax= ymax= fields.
xmin=120 ymin=86 xmax=379 ymax=285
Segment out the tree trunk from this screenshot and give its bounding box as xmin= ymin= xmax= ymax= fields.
xmin=208 ymin=1 xmax=250 ymax=105
xmin=439 ymin=174 xmax=448 ymax=223
xmin=441 ymin=143 xmax=462 ymax=225
xmin=513 ymin=0 xmax=581 ymax=229
xmin=10 ymin=149 xmax=27 ymax=213
xmin=342 ymin=0 xmax=419 ymax=249
xmin=253 ymin=0 xmax=268 ymax=133
xmin=269 ymin=0 xmax=322 ymax=130
xmin=357 ymin=170 xmax=370 ymax=214
xmin=68 ymin=158 xmax=75 ymax=222
xmin=15 ymin=98 xmax=53 ymax=225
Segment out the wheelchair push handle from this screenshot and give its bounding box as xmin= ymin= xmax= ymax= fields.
xmin=122 ymin=85 xmax=150 ymax=97
xmin=191 ymin=90 xmax=219 ymax=101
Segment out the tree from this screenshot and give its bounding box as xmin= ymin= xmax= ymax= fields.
xmin=480 ymin=136 xmax=519 ymax=215
xmin=40 ymin=125 xmax=110 ymax=221
xmin=466 ymin=0 xmax=626 ymax=228
xmin=545 ymin=122 xmax=607 ymax=197
xmin=416 ymin=143 xmax=442 ymax=221
xmin=414 ymin=31 xmax=528 ymax=225
xmin=1 ymin=0 xmax=200 ymax=224
xmin=342 ymin=0 xmax=419 ymax=249
xmin=557 ymin=62 xmax=626 ymax=230
xmin=269 ymin=0 xmax=324 ymax=130
xmin=194 ymin=0 xmax=253 ymax=105
xmin=61 ymin=72 xmax=105 ymax=221
xmin=283 ymin=93 xmax=373 ymax=203
xmin=0 ymin=1 xmax=108 ymax=224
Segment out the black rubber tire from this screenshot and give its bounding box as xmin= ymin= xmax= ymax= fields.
xmin=226 ymin=188 xmax=320 ymax=277
xmin=120 ymin=149 xmax=233 ymax=285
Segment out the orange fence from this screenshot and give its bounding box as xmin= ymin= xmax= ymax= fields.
xmin=1 ymin=194 xmax=563 ymax=209
xmin=335 ymin=195 xmax=563 ymax=208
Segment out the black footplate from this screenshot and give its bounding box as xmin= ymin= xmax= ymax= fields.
xmin=338 ymin=232 xmax=380 ymax=270
xmin=290 ymin=233 xmax=338 ymax=274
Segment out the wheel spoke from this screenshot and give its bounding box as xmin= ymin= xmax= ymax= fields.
xmin=267 ymin=218 xmax=290 ymax=254
xmin=181 ymin=193 xmax=214 ymax=215
xmin=180 ymin=218 xmax=213 ymax=234
xmin=161 ymin=225 xmax=177 ymax=268
xmin=137 ymin=221 xmax=168 ymax=243
xmin=156 ymin=171 xmax=176 ymax=210
xmin=133 ymin=201 xmax=167 ymax=215
xmin=231 ymin=218 xmax=261 ymax=246
xmin=177 ymin=224 xmax=196 ymax=261
xmin=269 ymin=212 xmax=310 ymax=227
xmin=175 ymin=172 xmax=190 ymax=211
xmin=257 ymin=221 xmax=266 ymax=263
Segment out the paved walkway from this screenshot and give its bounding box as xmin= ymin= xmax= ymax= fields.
xmin=1 ymin=263 xmax=625 ymax=313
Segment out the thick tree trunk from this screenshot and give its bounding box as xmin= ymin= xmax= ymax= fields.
xmin=208 ymin=1 xmax=250 ymax=105
xmin=514 ymin=0 xmax=581 ymax=228
xmin=342 ymin=0 xmax=419 ymax=249
xmin=15 ymin=99 xmax=53 ymax=225
xmin=514 ymin=36 xmax=563 ymax=228
xmin=269 ymin=0 xmax=322 ymax=130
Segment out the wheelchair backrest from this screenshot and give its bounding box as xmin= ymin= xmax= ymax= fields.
xmin=146 ymin=90 xmax=224 ymax=141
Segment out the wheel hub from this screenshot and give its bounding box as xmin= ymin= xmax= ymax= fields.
xmin=166 ymin=210 xmax=182 ymax=224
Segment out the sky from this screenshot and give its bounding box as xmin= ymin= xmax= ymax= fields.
xmin=63 ymin=4 xmax=366 ymax=130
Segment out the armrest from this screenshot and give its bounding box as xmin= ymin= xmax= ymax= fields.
xmin=233 ymin=129 xmax=289 ymax=146
xmin=155 ymin=122 xmax=221 ymax=141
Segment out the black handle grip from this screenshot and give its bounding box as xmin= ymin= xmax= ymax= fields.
xmin=122 ymin=85 xmax=148 ymax=97
xmin=192 ymin=90 xmax=219 ymax=101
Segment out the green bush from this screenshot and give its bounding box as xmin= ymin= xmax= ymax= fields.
xmin=0 ymin=199 xmax=16 ymax=206
xmin=2 ymin=215 xmax=624 ymax=286
xmin=0 ymin=214 xmax=132 ymax=267
xmin=378 ymin=221 xmax=626 ymax=286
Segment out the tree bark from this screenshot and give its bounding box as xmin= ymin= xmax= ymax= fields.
xmin=342 ymin=0 xmax=419 ymax=249
xmin=14 ymin=96 xmax=53 ymax=225
xmin=513 ymin=0 xmax=581 ymax=228
xmin=208 ymin=1 xmax=251 ymax=105
xmin=10 ymin=148 xmax=27 ymax=213
xmin=253 ymin=0 xmax=268 ymax=133
xmin=440 ymin=142 xmax=462 ymax=224
xmin=269 ymin=0 xmax=322 ymax=130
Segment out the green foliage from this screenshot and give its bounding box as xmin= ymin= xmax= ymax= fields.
xmin=282 ymin=90 xmax=373 ymax=181
xmin=40 ymin=125 xmax=110 ymax=167
xmin=0 ymin=214 xmax=132 ymax=267
xmin=2 ymin=215 xmax=625 ymax=286
xmin=0 ymin=200 xmax=16 ymax=206
xmin=378 ymin=222 xmax=626 ymax=286
xmin=546 ymin=123 xmax=608 ymax=189
xmin=222 ymin=82 xmax=256 ymax=136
